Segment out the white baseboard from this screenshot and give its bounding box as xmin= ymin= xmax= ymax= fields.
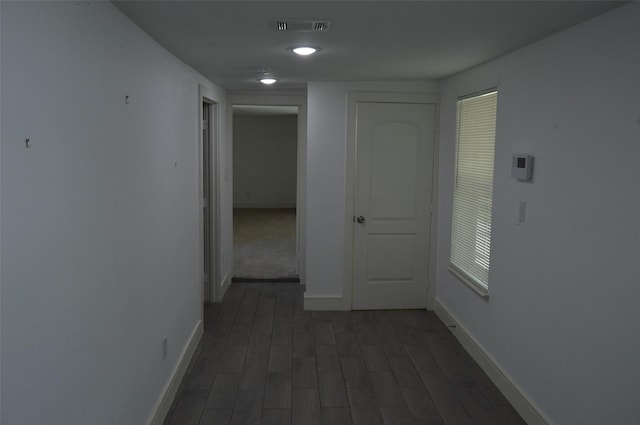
xmin=304 ymin=295 xmax=349 ymax=311
xmin=217 ymin=273 xmax=231 ymax=302
xmin=146 ymin=320 xmax=203 ymax=425
xmin=433 ymin=300 xmax=553 ymax=425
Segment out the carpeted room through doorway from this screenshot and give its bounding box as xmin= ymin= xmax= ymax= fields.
xmin=233 ymin=208 xmax=297 ymax=281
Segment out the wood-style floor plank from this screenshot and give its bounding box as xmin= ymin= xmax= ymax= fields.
xmin=164 ymin=282 xmax=527 ymax=425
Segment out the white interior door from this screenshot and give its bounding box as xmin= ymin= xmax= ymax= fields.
xmin=352 ymin=102 xmax=435 ymax=310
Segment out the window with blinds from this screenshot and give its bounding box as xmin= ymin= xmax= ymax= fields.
xmin=450 ymin=90 xmax=497 ymax=294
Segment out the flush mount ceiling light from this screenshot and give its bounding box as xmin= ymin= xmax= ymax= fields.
xmin=288 ymin=46 xmax=321 ymax=56
xmin=254 ymin=67 xmax=277 ymax=85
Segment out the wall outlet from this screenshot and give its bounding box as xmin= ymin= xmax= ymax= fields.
xmin=162 ymin=335 xmax=168 ymax=360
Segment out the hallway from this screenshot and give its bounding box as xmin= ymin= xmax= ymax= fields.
xmin=165 ymin=282 xmax=525 ymax=425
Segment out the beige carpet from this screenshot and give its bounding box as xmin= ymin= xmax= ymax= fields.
xmin=233 ymin=208 xmax=297 ymax=279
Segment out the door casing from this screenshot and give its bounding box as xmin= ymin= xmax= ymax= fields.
xmin=344 ymin=92 xmax=440 ymax=310
xmin=199 ymin=84 xmax=222 ymax=304
xmin=227 ymin=93 xmax=308 ymax=285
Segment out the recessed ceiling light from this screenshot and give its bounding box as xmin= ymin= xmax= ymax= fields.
xmin=259 ymin=78 xmax=277 ymax=85
xmin=289 ymin=46 xmax=321 ymax=56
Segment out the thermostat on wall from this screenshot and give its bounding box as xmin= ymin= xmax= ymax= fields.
xmin=511 ymin=154 xmax=533 ymax=181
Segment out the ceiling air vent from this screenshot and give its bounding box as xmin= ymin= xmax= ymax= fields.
xmin=314 ymin=21 xmax=330 ymax=32
xmin=270 ymin=19 xmax=332 ymax=32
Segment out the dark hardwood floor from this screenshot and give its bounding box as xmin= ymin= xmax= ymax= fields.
xmin=164 ymin=282 xmax=526 ymax=425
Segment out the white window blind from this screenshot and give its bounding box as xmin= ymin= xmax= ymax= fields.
xmin=450 ymin=90 xmax=497 ymax=292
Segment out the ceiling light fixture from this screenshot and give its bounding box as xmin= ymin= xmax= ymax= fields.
xmin=289 ymin=46 xmax=321 ymax=56
xmin=254 ymin=67 xmax=277 ymax=85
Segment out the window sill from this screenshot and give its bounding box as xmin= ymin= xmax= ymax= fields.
xmin=448 ymin=264 xmax=490 ymax=299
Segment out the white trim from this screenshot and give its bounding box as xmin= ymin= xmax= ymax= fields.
xmin=344 ymin=91 xmax=439 ymax=310
xmin=232 ymin=203 xmax=297 ymax=209
xmin=227 ymin=92 xmax=307 ymax=285
xmin=303 ymin=295 xmax=349 ymax=311
xmin=448 ymin=264 xmax=490 ymax=299
xmin=199 ymin=84 xmax=222 ymax=303
xmin=146 ymin=320 xmax=203 ymax=425
xmin=210 ymin=102 xmax=220 ymax=303
xmin=433 ymin=300 xmax=553 ymax=425
xmin=217 ymin=272 xmax=232 ymax=302
xmin=200 ymin=98 xmax=217 ymax=303
xmin=197 ymin=90 xmax=207 ymax=304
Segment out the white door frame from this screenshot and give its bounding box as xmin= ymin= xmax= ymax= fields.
xmin=227 ymin=92 xmax=308 ymax=284
xmin=202 ymin=100 xmax=214 ymax=302
xmin=343 ymin=91 xmax=440 ymax=310
xmin=199 ymin=85 xmax=222 ymax=303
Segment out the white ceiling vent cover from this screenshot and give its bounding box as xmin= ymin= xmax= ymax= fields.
xmin=270 ymin=19 xmax=332 ymax=32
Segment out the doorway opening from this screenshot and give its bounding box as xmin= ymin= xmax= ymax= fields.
xmin=232 ymin=105 xmax=300 ymax=282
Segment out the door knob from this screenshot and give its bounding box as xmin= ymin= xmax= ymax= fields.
xmin=356 ymin=216 xmax=365 ymax=224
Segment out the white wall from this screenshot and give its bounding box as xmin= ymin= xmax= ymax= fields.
xmin=436 ymin=4 xmax=640 ymax=425
xmin=305 ymin=81 xmax=438 ymax=299
xmin=233 ymin=115 xmax=297 ymax=208
xmin=0 ymin=2 xmax=226 ymax=424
